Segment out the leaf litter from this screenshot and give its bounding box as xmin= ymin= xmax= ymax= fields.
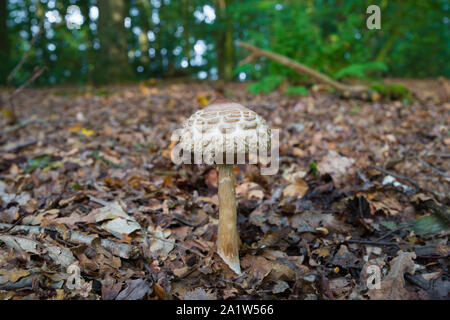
xmin=0 ymin=81 xmax=448 ymax=300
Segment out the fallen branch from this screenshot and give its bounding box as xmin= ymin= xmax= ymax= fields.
xmin=237 ymin=41 xmax=369 ymax=95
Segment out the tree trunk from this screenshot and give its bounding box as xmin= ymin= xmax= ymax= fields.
xmin=0 ymin=0 xmax=9 ymax=83
xmin=215 ymin=0 xmax=235 ymax=81
xmin=95 ymin=0 xmax=133 ymax=84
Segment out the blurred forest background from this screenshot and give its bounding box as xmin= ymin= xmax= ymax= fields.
xmin=0 ymin=0 xmax=449 ymax=301
xmin=1 ymin=0 xmax=449 ymax=89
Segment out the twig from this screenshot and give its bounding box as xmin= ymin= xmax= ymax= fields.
xmin=374 ymin=224 xmax=409 ymax=242
xmin=418 ymin=157 xmax=449 ymax=178
xmin=10 ymin=66 xmax=48 ymax=99
xmin=172 ymin=213 xmax=208 ymax=228
xmin=415 ymin=254 xmax=450 ymax=259
xmin=0 ymin=210 xmax=31 ymax=234
xmin=0 ymin=118 xmax=45 ymax=135
xmin=0 ymin=139 xmax=37 ymax=152
xmin=343 ymin=239 xmax=402 ymax=247
xmin=372 ymin=165 xmax=443 ymax=199
xmin=87 ymin=195 xmax=111 ymax=207
xmin=7 ymin=26 xmax=45 ymax=84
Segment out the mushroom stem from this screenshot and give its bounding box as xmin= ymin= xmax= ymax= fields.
xmin=217 ymin=164 xmax=241 ymax=274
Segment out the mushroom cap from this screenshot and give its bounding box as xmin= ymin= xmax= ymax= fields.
xmin=179 ymin=100 xmax=270 ymax=164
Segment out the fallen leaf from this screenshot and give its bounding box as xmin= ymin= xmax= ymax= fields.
xmin=368 ymin=251 xmax=416 ymax=300
xmin=116 ymin=279 xmax=150 ymax=300
xmin=94 ymin=201 xmax=142 ymax=240
xmin=272 ymin=280 xmax=290 ymax=294
xmin=282 ymin=178 xmax=308 ymax=199
xmin=184 ymin=287 xmax=216 ymax=300
xmin=317 ymin=150 xmax=355 ymax=183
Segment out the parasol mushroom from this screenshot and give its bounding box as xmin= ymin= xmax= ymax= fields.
xmin=178 ymin=99 xmax=270 ymax=274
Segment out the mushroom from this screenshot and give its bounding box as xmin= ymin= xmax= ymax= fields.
xmin=178 ymin=99 xmax=270 ymax=274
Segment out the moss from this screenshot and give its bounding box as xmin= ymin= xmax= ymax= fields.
xmin=370 ymin=82 xmax=412 ymax=100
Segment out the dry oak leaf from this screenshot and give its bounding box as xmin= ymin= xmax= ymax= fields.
xmin=116 ymin=279 xmax=151 ymax=300
xmin=317 ymin=150 xmax=355 ymax=181
xmin=368 ymin=251 xmax=416 ymax=300
xmin=148 ymin=225 xmax=175 ymax=258
xmin=101 ymin=273 xmax=123 ymax=300
xmin=94 ymin=200 xmax=142 ymax=240
xmin=282 ymin=178 xmax=308 ymax=199
xmin=241 ymin=255 xmax=273 ymax=284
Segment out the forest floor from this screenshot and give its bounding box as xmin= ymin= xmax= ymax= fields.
xmin=0 ymin=80 xmax=448 ymax=300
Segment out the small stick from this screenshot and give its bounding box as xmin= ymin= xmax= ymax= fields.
xmin=343 ymin=239 xmax=402 ymax=247
xmin=374 ymin=225 xmax=409 ymax=242
xmin=0 ymin=119 xmax=45 ymax=135
xmin=87 ymin=195 xmax=111 ymax=207
xmin=10 ymin=66 xmax=48 ymax=99
xmin=418 ymin=157 xmax=449 ymax=178
xmin=172 ymin=213 xmax=208 ymax=228
xmin=7 ymin=28 xmax=44 ymax=84
xmin=372 ymin=165 xmax=443 ymax=198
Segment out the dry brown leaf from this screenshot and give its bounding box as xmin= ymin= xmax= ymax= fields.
xmin=184 ymin=287 xmax=216 ymax=300
xmin=317 ymin=150 xmax=355 ymax=183
xmin=290 ymin=211 xmax=350 ymax=233
xmin=236 ymin=182 xmax=265 ymax=200
xmin=368 ymin=251 xmax=416 ymax=300
xmin=282 ymin=178 xmax=308 ymax=199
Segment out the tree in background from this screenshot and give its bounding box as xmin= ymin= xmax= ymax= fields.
xmin=0 ymin=0 xmax=10 ymax=84
xmin=2 ymin=0 xmax=449 ymax=86
xmin=215 ymin=0 xmax=235 ymax=81
xmin=94 ymin=0 xmax=133 ymax=84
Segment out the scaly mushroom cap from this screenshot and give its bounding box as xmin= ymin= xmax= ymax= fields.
xmin=180 ymin=100 xmax=270 ymax=163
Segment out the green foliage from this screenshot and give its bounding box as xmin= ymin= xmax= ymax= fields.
xmin=370 ymin=82 xmax=412 ymax=100
xmin=408 ymin=215 xmax=448 ymax=236
xmin=247 ymin=75 xmax=284 ymax=94
xmin=1 ymin=0 xmax=448 ymax=86
xmin=25 ymin=154 xmax=51 ymax=173
xmin=334 ymin=62 xmax=388 ymax=80
xmin=309 ymin=162 xmax=318 ymax=177
xmin=381 ymin=215 xmax=448 ymax=236
xmin=285 ymin=85 xmax=308 ymax=96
